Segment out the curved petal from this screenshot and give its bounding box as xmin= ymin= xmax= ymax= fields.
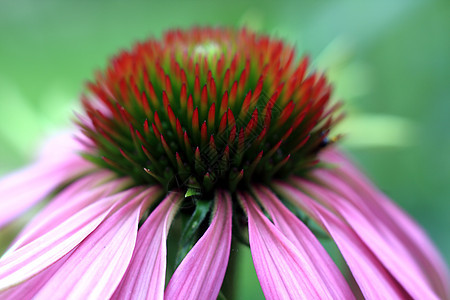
xmin=112 ymin=192 xmax=181 ymax=300
xmin=0 ymin=251 xmax=71 ymax=299
xmin=34 ymin=188 xmax=160 ymax=300
xmin=298 ymin=178 xmax=439 ymax=300
xmin=164 ymin=191 xmax=232 ymax=300
xmin=0 ymin=152 xmax=91 ymax=229
xmin=0 ymin=188 xmax=145 ymax=290
xmin=18 ymin=170 xmax=117 ymax=231
xmin=6 ymin=174 xmax=126 ymax=254
xmin=253 ymin=186 xmax=355 ymax=299
xmin=321 ymin=148 xmax=449 ymax=298
xmin=37 ymin=131 xmax=85 ymax=161
xmin=241 ymin=193 xmax=331 ymax=299
xmin=274 ymin=182 xmax=407 ymax=299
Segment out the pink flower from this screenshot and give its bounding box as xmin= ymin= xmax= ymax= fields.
xmin=0 ymin=27 xmax=448 ymax=299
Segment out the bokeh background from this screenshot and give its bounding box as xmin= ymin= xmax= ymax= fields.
xmin=0 ymin=0 xmax=448 ymax=298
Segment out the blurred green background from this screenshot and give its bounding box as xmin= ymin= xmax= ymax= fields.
xmin=0 ymin=0 xmax=448 ymax=298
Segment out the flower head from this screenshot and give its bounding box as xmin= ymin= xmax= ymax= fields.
xmin=0 ymin=27 xmax=448 ymax=300
xmin=79 ymin=27 xmax=339 ymax=194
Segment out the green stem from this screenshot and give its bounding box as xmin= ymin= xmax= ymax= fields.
xmin=220 ymin=239 xmax=239 ymax=300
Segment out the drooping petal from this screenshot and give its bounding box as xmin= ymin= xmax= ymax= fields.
xmin=321 ymin=148 xmax=449 ymax=299
xmin=0 ymin=152 xmax=91 ymax=229
xmin=376 ymin=192 xmax=450 ymax=299
xmin=299 ymin=175 xmax=441 ymax=300
xmin=112 ymin=192 xmax=182 ymax=300
xmin=0 ymin=251 xmax=71 ymax=300
xmin=253 ymin=186 xmax=355 ymax=299
xmin=33 ymin=188 xmax=160 ymax=300
xmin=19 ymin=170 xmax=118 ymax=231
xmin=241 ymin=192 xmax=330 ymax=299
xmin=164 ymin=191 xmax=232 ymax=300
xmin=274 ymin=182 xmax=408 ymax=299
xmin=37 ymin=131 xmax=86 ymax=161
xmin=0 ymin=187 xmax=145 ymax=290
xmin=6 ymin=174 xmax=127 ymax=254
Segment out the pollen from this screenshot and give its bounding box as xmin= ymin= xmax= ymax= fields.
xmin=77 ymin=27 xmax=341 ymax=193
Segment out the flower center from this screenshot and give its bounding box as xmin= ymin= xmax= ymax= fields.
xmin=78 ymin=28 xmax=340 ymax=194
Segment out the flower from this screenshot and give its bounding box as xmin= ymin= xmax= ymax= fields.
xmin=0 ymin=27 xmax=448 ymax=299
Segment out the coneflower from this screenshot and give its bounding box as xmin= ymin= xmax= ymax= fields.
xmin=0 ymin=27 xmax=448 ymax=300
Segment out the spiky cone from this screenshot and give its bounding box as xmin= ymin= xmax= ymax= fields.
xmin=0 ymin=27 xmax=448 ymax=300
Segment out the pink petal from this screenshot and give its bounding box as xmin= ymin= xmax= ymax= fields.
xmin=275 ymin=182 xmax=408 ymax=299
xmin=321 ymin=148 xmax=449 ymax=298
xmin=253 ymin=186 xmax=355 ymax=299
xmin=165 ymin=191 xmax=232 ymax=300
xmin=112 ymin=192 xmax=182 ymax=300
xmin=37 ymin=131 xmax=86 ymax=161
xmin=34 ymin=188 xmax=160 ymax=299
xmin=241 ymin=192 xmax=334 ymax=299
xmin=0 ymin=251 xmax=71 ymax=300
xmin=297 ymin=178 xmax=439 ymax=299
xmin=22 ymin=170 xmax=117 ymax=228
xmin=378 ymin=192 xmax=450 ymax=298
xmin=6 ymin=174 xmax=125 ymax=254
xmin=0 ymin=152 xmax=91 ymax=229
xmin=0 ymin=187 xmax=146 ymax=290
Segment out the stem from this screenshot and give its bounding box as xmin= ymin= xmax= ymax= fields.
xmin=221 ymin=239 xmax=239 ymax=300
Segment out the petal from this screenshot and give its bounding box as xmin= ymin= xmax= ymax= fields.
xmin=302 ymin=174 xmax=441 ymax=300
xmin=0 ymin=152 xmax=91 ymax=229
xmin=6 ymin=174 xmax=125 ymax=254
xmin=20 ymin=170 xmax=117 ymax=230
xmin=0 ymin=187 xmax=146 ymax=290
xmin=377 ymin=193 xmax=450 ymax=298
xmin=274 ymin=182 xmax=407 ymax=299
xmin=253 ymin=186 xmax=355 ymax=299
xmin=164 ymin=191 xmax=232 ymax=300
xmin=37 ymin=132 xmax=88 ymax=161
xmin=0 ymin=251 xmax=71 ymax=299
xmin=112 ymin=192 xmax=181 ymax=300
xmin=241 ymin=192 xmax=331 ymax=299
xmin=34 ymin=188 xmax=160 ymax=300
xmin=321 ymin=148 xmax=449 ymax=298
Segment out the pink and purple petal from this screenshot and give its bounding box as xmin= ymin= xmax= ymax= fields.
xmin=0 ymin=251 xmax=71 ymax=300
xmin=298 ymin=176 xmax=440 ymax=299
xmin=241 ymin=192 xmax=338 ymax=299
xmin=0 ymin=152 xmax=92 ymax=229
xmin=164 ymin=191 xmax=232 ymax=300
xmin=33 ymin=188 xmax=160 ymax=299
xmin=253 ymin=186 xmax=355 ymax=299
xmin=321 ymin=148 xmax=449 ymax=298
xmin=6 ymin=174 xmax=126 ymax=253
xmin=0 ymin=187 xmax=149 ymax=290
xmin=112 ymin=192 xmax=182 ymax=300
xmin=275 ymin=182 xmax=408 ymax=299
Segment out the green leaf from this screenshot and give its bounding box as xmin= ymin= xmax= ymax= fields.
xmin=175 ymin=198 xmax=212 ymax=266
xmin=217 ymin=291 xmax=228 ymax=300
xmin=185 ymin=187 xmax=202 ymax=198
